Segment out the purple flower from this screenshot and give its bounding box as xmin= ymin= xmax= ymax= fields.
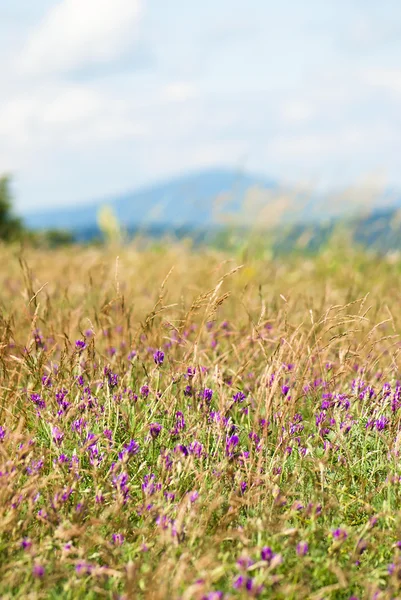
xmin=332 ymin=528 xmax=347 ymax=541
xmin=261 ymin=546 xmax=274 ymax=562
xmin=52 ymin=426 xmax=64 ymax=446
xmin=149 ymin=422 xmax=162 ymax=439
xmin=203 ymin=388 xmax=213 ymax=402
xmin=75 ymin=340 xmax=86 ymax=351
xmin=153 ymin=350 xmax=165 ymax=366
xmin=42 ymin=375 xmax=52 ymax=387
xmin=225 ymin=434 xmax=239 ymax=458
xmin=171 ymin=411 xmax=186 ymax=436
xmin=118 ymin=439 xmax=140 ymax=460
xmin=33 ymin=564 xmax=45 ymax=578
xmin=112 ymin=533 xmax=125 ymax=545
xmin=76 ymin=562 xmax=93 ymax=576
xmin=0 ymin=426 xmax=5 ymax=441
xmin=296 ymin=541 xmax=308 ymax=556
xmin=189 ymin=491 xmax=199 ymax=503
xmin=21 ymin=538 xmax=32 ymax=549
xmin=140 ymin=385 xmax=149 ymax=398
xmin=30 ymin=393 xmax=45 ymax=410
xmin=233 ymin=575 xmax=263 ymax=596
xmin=233 ymin=391 xmax=246 ymax=403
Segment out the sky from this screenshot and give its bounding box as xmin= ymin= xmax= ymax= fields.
xmin=1 ymin=0 xmax=401 ymax=212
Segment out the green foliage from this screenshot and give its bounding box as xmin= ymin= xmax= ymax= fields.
xmin=0 ymin=175 xmax=24 ymax=241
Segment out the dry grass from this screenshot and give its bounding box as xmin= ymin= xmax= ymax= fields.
xmin=0 ymin=240 xmax=401 ymax=599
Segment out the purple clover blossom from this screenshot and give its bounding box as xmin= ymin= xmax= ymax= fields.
xmin=332 ymin=528 xmax=347 ymax=541
xmin=261 ymin=547 xmax=275 ymax=562
xmin=75 ymin=340 xmax=86 ymax=351
xmin=33 ymin=564 xmax=45 ymax=578
xmin=189 ymin=490 xmax=199 ymax=503
xmin=56 ymin=388 xmax=70 ymax=411
xmin=296 ymin=541 xmax=309 ymax=556
xmin=240 ymin=481 xmax=247 ymax=494
xmin=112 ymin=533 xmax=125 ymax=545
xmin=233 ymin=575 xmax=263 ymax=596
xmin=30 ymin=393 xmax=45 ymax=410
xmin=203 ymin=388 xmax=213 ymax=403
xmin=21 ymin=538 xmax=32 ymax=549
xmin=225 ymin=434 xmax=239 ymax=458
xmin=52 ymin=426 xmax=64 ymax=446
xmin=140 ymin=385 xmax=149 ymax=398
xmin=153 ymin=350 xmax=165 ymax=366
xmin=118 ymin=439 xmax=140 ymax=460
xmin=0 ymin=426 xmax=5 ymax=441
xmin=184 ymin=385 xmax=192 ymax=396
xmin=103 ymin=429 xmax=113 ymax=441
xmin=171 ymin=411 xmax=186 ymax=436
xmin=281 ymin=384 xmax=290 ymax=396
xmin=75 ymin=562 xmax=93 ymax=576
xmin=41 ymin=375 xmax=52 ymax=387
xmin=149 ymin=422 xmax=162 ymax=439
xmin=186 ymin=366 xmax=196 ymax=378
xmin=233 ymin=391 xmax=246 ymax=403
xmin=237 ymin=555 xmax=254 ymax=569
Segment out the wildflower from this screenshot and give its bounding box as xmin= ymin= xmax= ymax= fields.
xmin=112 ymin=533 xmax=125 ymax=545
xmin=153 ymin=350 xmax=165 ymax=366
xmin=296 ymin=541 xmax=309 ymax=556
xmin=140 ymin=385 xmax=150 ymax=398
xmin=118 ymin=439 xmax=140 ymax=460
xmin=171 ymin=411 xmax=185 ymax=436
xmin=42 ymin=375 xmax=52 ymax=387
xmin=261 ymin=546 xmax=274 ymax=562
xmin=21 ymin=538 xmax=32 ymax=549
xmin=233 ymin=575 xmax=263 ymax=596
xmin=203 ymin=388 xmax=213 ymax=402
xmin=149 ymin=422 xmax=162 ymax=439
xmin=76 ymin=562 xmax=93 ymax=576
xmin=75 ymin=340 xmax=86 ymax=351
xmin=225 ymin=434 xmax=239 ymax=458
xmin=33 ymin=564 xmax=45 ymax=578
xmin=52 ymin=426 xmax=64 ymax=446
xmin=189 ymin=491 xmax=199 ymax=503
xmin=332 ymin=528 xmax=347 ymax=541
xmin=233 ymin=391 xmax=246 ymax=403
xmin=30 ymin=393 xmax=45 ymax=410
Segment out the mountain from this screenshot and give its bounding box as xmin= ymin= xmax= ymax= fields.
xmin=22 ymin=168 xmax=401 ymax=249
xmin=23 ymin=168 xmax=278 ymax=240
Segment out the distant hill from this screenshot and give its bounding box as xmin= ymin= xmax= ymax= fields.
xmin=22 ymin=167 xmax=401 ymax=250
xmin=24 ymin=169 xmax=278 ymax=240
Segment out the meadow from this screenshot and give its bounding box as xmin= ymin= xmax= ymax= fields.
xmin=2 ymin=239 xmax=401 ymax=599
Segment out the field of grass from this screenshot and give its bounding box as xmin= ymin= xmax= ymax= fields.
xmin=2 ymin=240 xmax=401 ymax=599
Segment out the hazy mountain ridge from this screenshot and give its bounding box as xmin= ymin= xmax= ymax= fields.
xmin=22 ymin=168 xmax=401 ymax=251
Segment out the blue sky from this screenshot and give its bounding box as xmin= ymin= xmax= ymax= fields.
xmin=1 ymin=0 xmax=401 ymax=212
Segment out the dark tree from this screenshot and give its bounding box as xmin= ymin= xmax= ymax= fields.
xmin=0 ymin=175 xmax=24 ymax=241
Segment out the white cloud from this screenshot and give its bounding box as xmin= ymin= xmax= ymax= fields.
xmin=162 ymin=82 xmax=197 ymax=103
xmin=18 ymin=0 xmax=141 ymax=76
xmin=362 ymin=68 xmax=401 ymax=95
xmin=279 ymin=101 xmax=314 ymax=124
